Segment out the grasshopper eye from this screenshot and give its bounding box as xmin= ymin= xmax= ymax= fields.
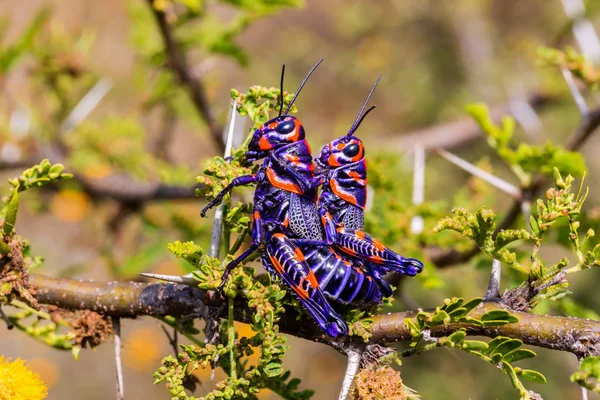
xmin=343 ymin=143 xmax=360 ymax=157
xmin=277 ymin=120 xmax=295 ymax=134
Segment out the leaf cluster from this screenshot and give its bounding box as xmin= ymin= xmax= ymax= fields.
xmin=538 ymin=46 xmax=600 ymax=91
xmin=466 ymin=103 xmax=585 ymax=184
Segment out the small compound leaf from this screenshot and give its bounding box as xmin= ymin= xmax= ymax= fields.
xmin=501 ymin=361 xmax=520 ymax=389
xmin=486 ymin=337 xmax=512 ymax=355
xmin=429 ymin=310 xmax=450 ymax=326
xmin=462 ymin=340 xmax=489 ymax=352
xmin=3 ymin=190 xmax=19 ymax=236
xmin=462 ymin=297 xmax=484 ymax=313
xmin=519 ymin=369 xmax=547 ymax=384
xmin=448 ymin=330 xmax=466 ymax=345
xmin=492 ymin=339 xmax=523 ymax=357
xmin=503 ymin=349 xmax=537 ymax=364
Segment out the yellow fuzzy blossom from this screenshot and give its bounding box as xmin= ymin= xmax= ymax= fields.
xmin=0 ymin=356 xmax=48 ymax=400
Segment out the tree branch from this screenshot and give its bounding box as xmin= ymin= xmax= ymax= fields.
xmin=147 ymin=0 xmax=224 ymax=153
xmin=29 ymin=274 xmax=600 ymax=358
xmin=382 ymin=93 xmax=554 ymax=151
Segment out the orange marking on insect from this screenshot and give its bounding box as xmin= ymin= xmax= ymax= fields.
xmin=286 ymin=154 xmax=300 ymax=162
xmin=259 ymin=136 xmax=272 ymax=150
xmin=371 ymin=238 xmax=386 ymax=251
xmin=282 ymin=217 xmax=289 ymax=228
xmin=269 ymin=255 xmax=284 ymax=274
xmin=369 ymin=256 xmax=385 ymax=263
xmin=355 ymin=230 xmax=365 ymax=239
xmin=306 ymin=270 xmax=319 ymax=287
xmin=343 ymin=259 xmax=351 ymax=267
xmin=266 ymin=168 xmax=303 ymax=195
xmin=328 ymin=154 xmax=341 ymax=167
xmin=330 ymin=179 xmax=360 ymax=207
xmin=294 ymin=248 xmax=305 ymax=262
xmin=343 ymin=247 xmax=358 ymax=256
xmin=348 ymin=171 xmax=361 ymax=178
xmin=293 ymin=285 xmax=309 ymax=299
xmin=268 ymin=122 xmax=278 ymax=129
xmin=336 ymin=227 xmax=344 ymax=233
xmin=336 ymin=142 xmax=345 ymax=150
xmin=253 ymin=211 xmax=260 ymax=221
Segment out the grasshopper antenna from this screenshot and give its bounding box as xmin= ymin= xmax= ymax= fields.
xmin=284 ymin=58 xmax=324 ymax=115
xmin=348 ymin=74 xmax=381 ymax=136
xmin=278 ymin=64 xmax=285 ymax=117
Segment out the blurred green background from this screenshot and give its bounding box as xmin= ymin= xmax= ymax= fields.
xmin=1 ymin=0 xmax=600 ymax=398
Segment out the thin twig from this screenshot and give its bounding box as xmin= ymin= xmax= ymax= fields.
xmin=113 ymin=317 xmax=124 ymax=400
xmin=0 ymin=305 xmax=13 ymax=330
xmin=338 ymin=349 xmax=361 ymax=400
xmin=147 ymin=0 xmax=224 ymax=152
xmin=436 ymin=148 xmax=521 ymax=199
xmin=161 ymin=325 xmax=179 ymax=355
xmin=209 ymin=100 xmax=237 ymax=259
xmin=484 ymin=259 xmax=502 ymax=300
xmin=578 ymin=355 xmax=589 ymax=400
xmin=561 ymin=65 xmax=589 ymax=116
xmin=227 ymin=296 xmax=237 ymax=381
xmin=410 ymin=143 xmax=424 ymax=234
xmin=61 ymin=77 xmax=113 ymax=133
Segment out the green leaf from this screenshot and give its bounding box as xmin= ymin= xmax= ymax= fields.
xmin=429 ymin=310 xmax=450 ymax=326
xmin=462 ymin=340 xmax=489 ymax=352
xmin=459 ymin=316 xmax=484 ymax=326
xmin=518 ymin=369 xmax=546 ymax=383
xmin=462 ymin=297 xmax=484 ymax=313
xmin=3 ymin=190 xmax=19 ymax=236
xmin=481 ymin=310 xmax=519 ymax=324
xmin=448 ymin=330 xmax=466 ymax=345
xmin=501 ymin=361 xmax=520 ymax=389
xmin=264 ymin=362 xmax=284 ymax=377
xmin=503 ymin=349 xmax=537 ymax=364
xmin=485 ymin=337 xmax=512 ymax=355
xmin=492 ymin=339 xmax=523 ymax=357
xmin=530 ymin=215 xmax=540 ymax=236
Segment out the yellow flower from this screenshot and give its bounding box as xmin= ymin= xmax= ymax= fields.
xmin=0 ymin=356 xmax=48 ymax=400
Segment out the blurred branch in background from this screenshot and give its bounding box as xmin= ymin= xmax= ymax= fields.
xmin=387 ymin=93 xmax=554 ymax=151
xmin=146 ymin=0 xmax=224 ymax=153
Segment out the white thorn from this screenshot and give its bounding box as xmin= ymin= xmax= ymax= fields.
xmin=139 ymin=272 xmax=197 ymax=286
xmin=436 ymin=148 xmax=521 ymax=199
xmin=410 ymin=143 xmax=425 ymax=234
xmin=61 ymin=77 xmax=113 ymax=133
xmin=561 ymin=65 xmax=589 ymax=117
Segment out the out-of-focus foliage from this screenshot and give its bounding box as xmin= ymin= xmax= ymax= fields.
xmin=2 ymin=1 xmax=600 ymax=399
xmin=466 ymin=104 xmax=586 ymax=183
xmin=539 ymin=46 xmax=600 ymax=91
xmin=571 ymin=356 xmax=600 ymax=392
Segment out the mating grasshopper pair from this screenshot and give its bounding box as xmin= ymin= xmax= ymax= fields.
xmin=202 ymin=60 xmax=423 ymax=337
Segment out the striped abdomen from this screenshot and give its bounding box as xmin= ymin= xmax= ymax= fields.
xmin=302 ymin=246 xmax=382 ymax=305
